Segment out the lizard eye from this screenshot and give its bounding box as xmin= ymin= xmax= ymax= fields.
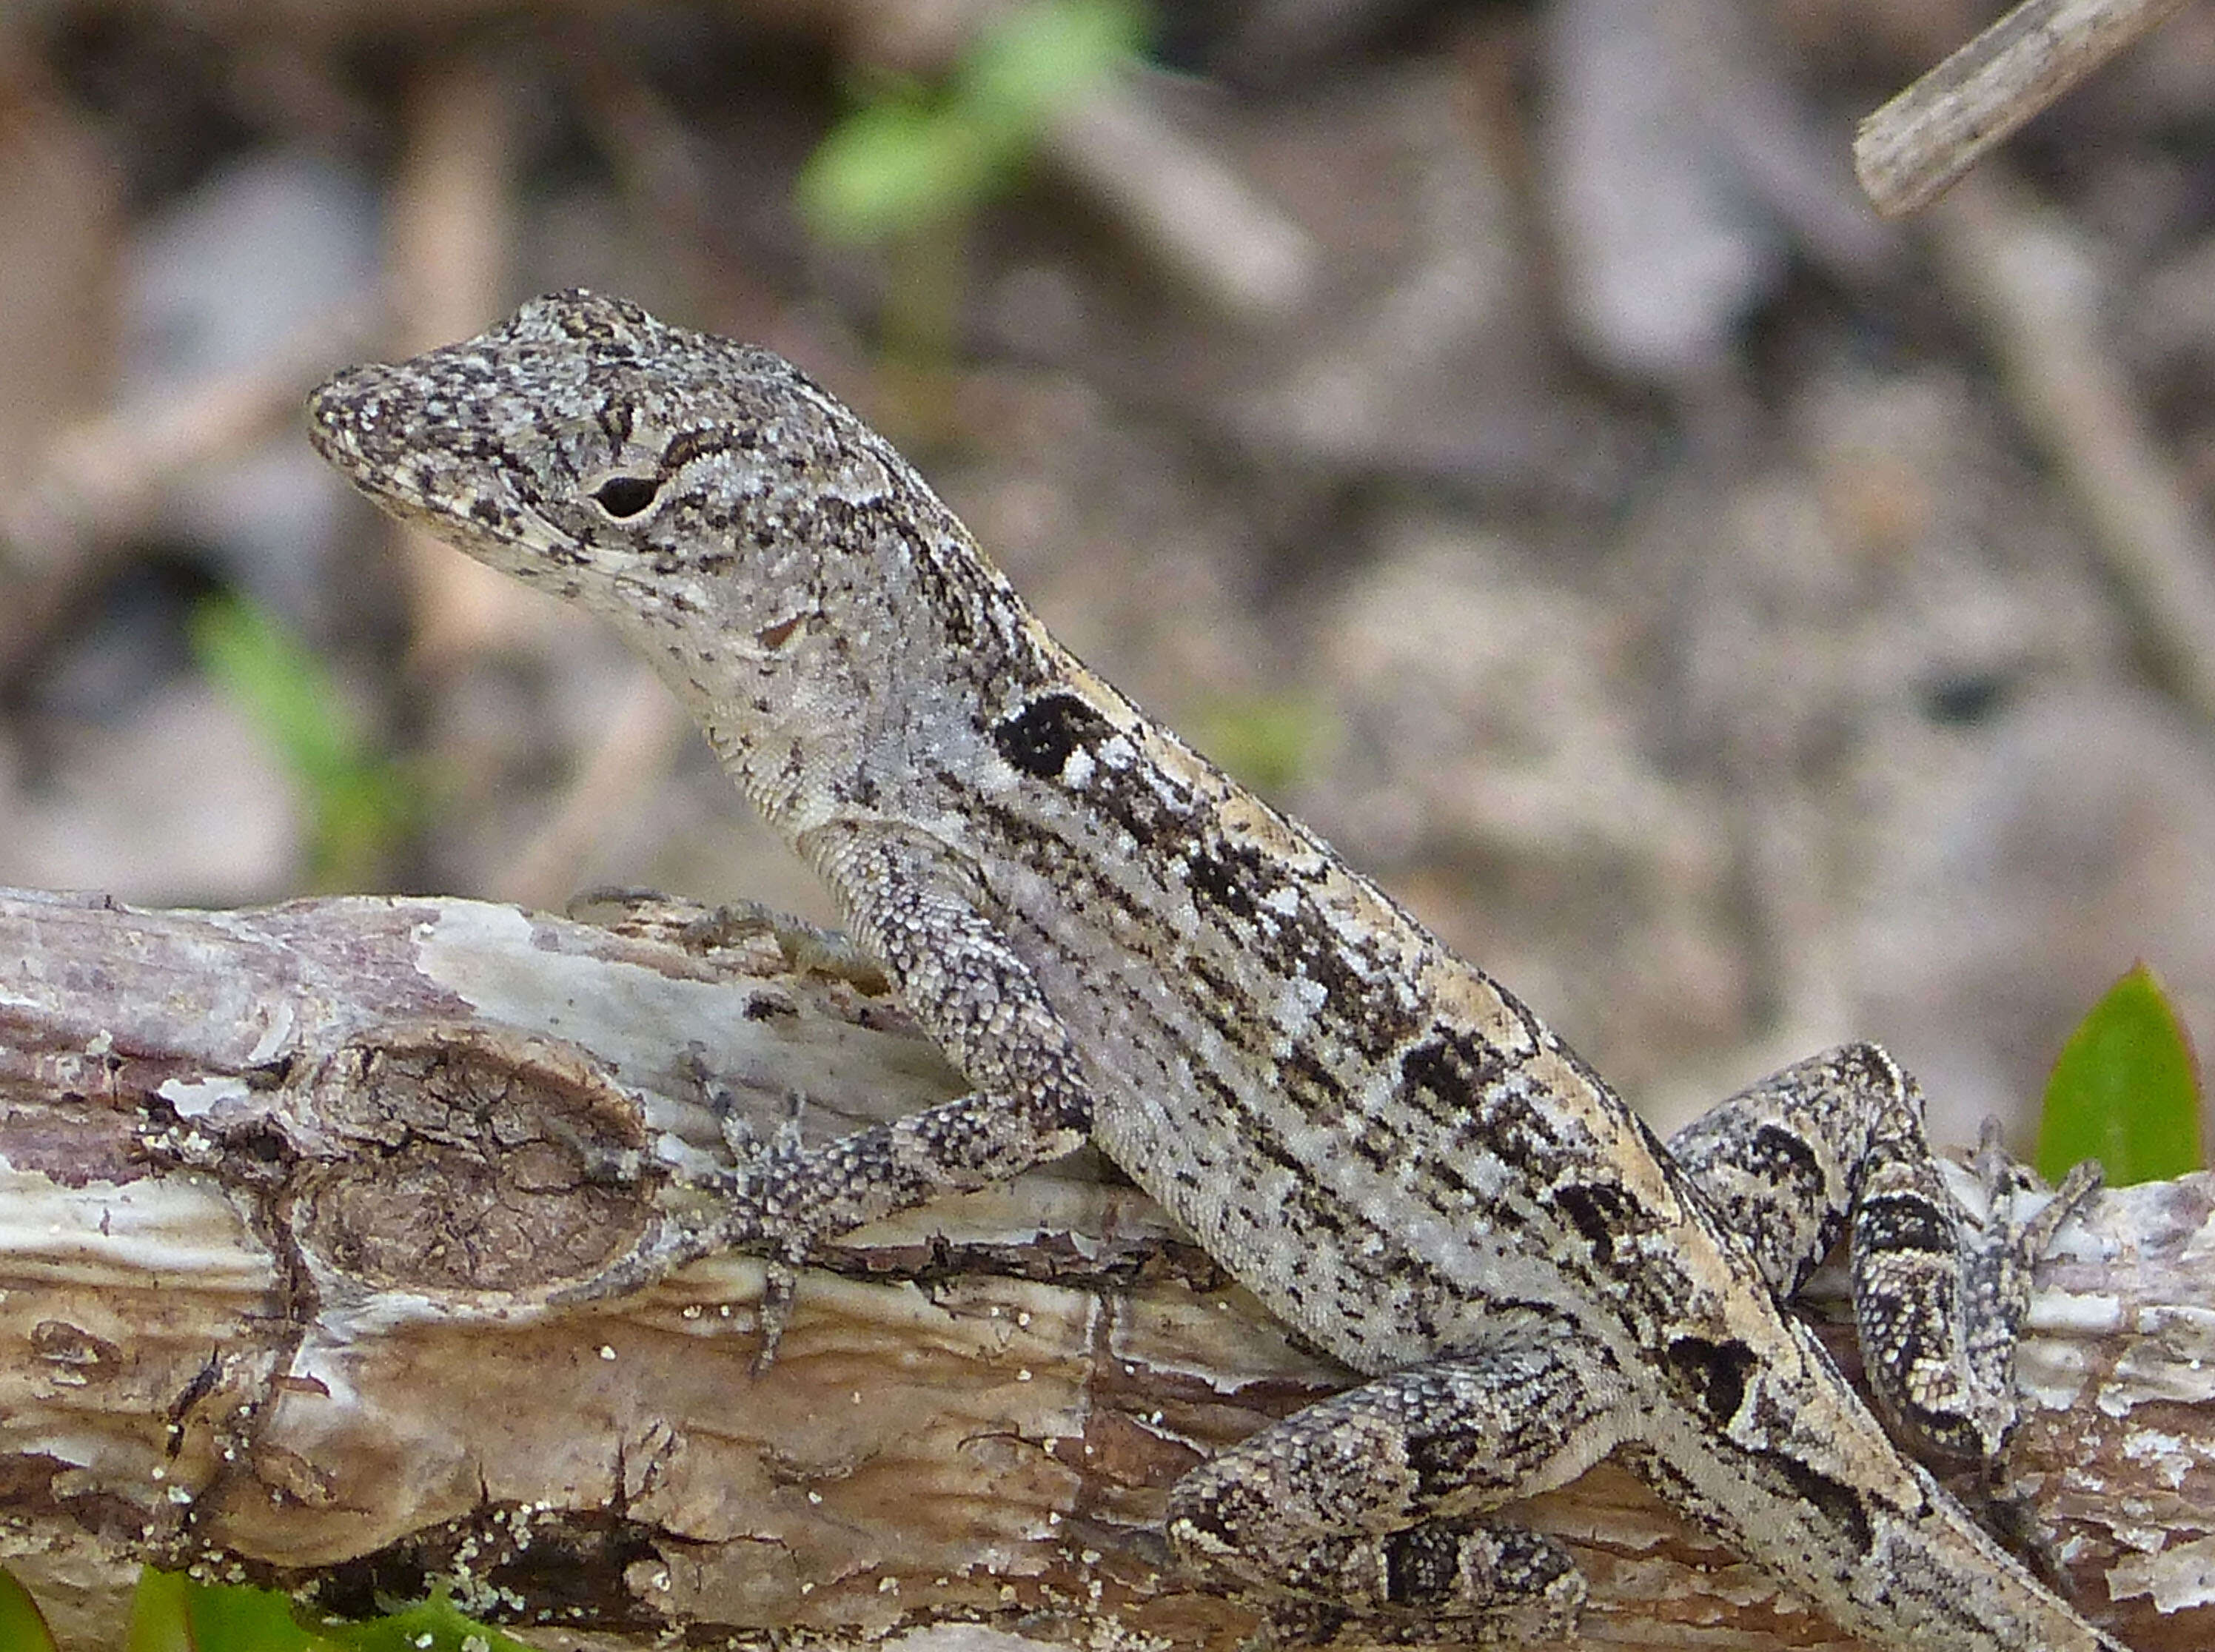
xmin=589 ymin=474 xmax=660 ymax=519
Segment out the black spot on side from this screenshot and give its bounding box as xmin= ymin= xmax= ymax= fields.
xmin=1185 ymin=841 xmax=1263 ymax=923
xmin=1748 ymin=1121 xmax=1826 ymax=1196
xmin=1290 ymin=920 xmax=1429 ymax=1061
xmin=993 ymin=692 xmax=1117 ymax=780
xmin=1398 ymin=1032 xmax=1509 ymax=1112
xmin=1384 ymin=1520 xmax=1569 ymax=1610
xmin=1415 ymin=1151 xmax=1508 ymax=1222
xmin=1383 ymin=1524 xmax=1464 ymax=1608
xmin=1401 ymin=1030 xmax=1570 ymax=1181
xmin=1184 ymin=955 xmax=1250 ymax=1037
xmin=1404 ymin=1426 xmax=1484 ymax=1495
xmin=908 ymin=543 xmax=978 ymax=654
xmin=1400 ymin=1321 xmax=1591 ymax=1500
xmin=1854 ymin=1190 xmax=1952 ymax=1255
xmin=1665 ymin=1335 xmax=1757 ymax=1428
xmin=1883 ymin=1369 xmax=1986 ymax=1461
xmin=1772 ymin=1454 xmax=1875 ymax=1556
xmin=1552 ymin=1181 xmax=1637 ymax=1266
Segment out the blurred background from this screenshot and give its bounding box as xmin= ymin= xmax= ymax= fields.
xmin=4 ymin=0 xmax=2215 ymax=1147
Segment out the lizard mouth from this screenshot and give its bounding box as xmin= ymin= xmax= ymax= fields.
xmin=307 ymin=364 xmax=591 ymax=582
xmin=305 ymin=366 xmax=418 ymax=506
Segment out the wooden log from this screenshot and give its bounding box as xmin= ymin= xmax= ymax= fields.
xmin=0 ymin=887 xmax=2206 ymax=1651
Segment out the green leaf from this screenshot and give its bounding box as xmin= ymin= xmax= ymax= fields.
xmin=127 ymin=1569 xmax=193 ymax=1652
xmin=130 ymin=1574 xmax=531 ymax=1652
xmin=0 ymin=1569 xmax=58 ymax=1652
xmin=2037 ymin=961 xmax=2205 ymax=1186
xmin=309 ymin=1586 xmax=532 ymax=1652
xmin=797 ymin=0 xmax=1145 ymax=245
xmin=959 ymin=0 xmax=1148 ymax=133
xmin=188 ymin=594 xmax=415 ymax=888
xmin=187 ymin=1578 xmax=324 ymax=1652
xmin=797 ymin=99 xmax=1000 ymax=243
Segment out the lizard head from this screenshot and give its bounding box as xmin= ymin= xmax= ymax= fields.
xmin=307 ymin=290 xmax=979 ymax=725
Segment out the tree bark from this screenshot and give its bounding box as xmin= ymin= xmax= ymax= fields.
xmin=0 ymin=885 xmax=2207 ymax=1651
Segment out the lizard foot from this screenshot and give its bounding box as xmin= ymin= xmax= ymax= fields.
xmin=1228 ymin=1530 xmax=1586 ymax=1651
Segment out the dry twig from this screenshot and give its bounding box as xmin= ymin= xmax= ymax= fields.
xmin=1855 ymin=0 xmax=2191 ymax=218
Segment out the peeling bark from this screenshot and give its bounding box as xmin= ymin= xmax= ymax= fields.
xmin=0 ymin=886 xmax=2208 ymax=1651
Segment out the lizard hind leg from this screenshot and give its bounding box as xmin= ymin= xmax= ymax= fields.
xmin=1664 ymin=1041 xmax=1900 ymax=1299
xmin=1960 ymin=1119 xmax=2101 ymax=1429
xmin=1669 ymin=1041 xmax=2008 ymax=1458
xmin=1669 ymin=1041 xmax=2102 ymax=1468
xmin=1166 ymin=1320 xmax=1630 ymax=1648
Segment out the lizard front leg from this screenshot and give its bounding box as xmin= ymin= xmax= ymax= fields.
xmin=692 ymin=830 xmax=1096 ymax=1258
xmin=1667 ymin=1041 xmax=2100 ymax=1465
xmin=1165 ymin=1314 xmax=1632 ymax=1646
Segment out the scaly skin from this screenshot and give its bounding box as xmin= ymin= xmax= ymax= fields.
xmin=309 ymin=291 xmax=2122 ymax=1651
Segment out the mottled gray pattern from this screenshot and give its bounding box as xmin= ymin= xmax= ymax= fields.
xmin=309 ymin=292 xmax=2117 ymax=1651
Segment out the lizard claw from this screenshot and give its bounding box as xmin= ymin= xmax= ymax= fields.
xmin=1972 ymin=1118 xmax=2102 ymax=1250
xmin=749 ymin=1250 xmax=802 ymax=1376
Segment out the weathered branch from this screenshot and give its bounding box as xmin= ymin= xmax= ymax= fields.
xmin=0 ymin=887 xmax=2208 ymax=1651
xmin=1854 ymin=0 xmax=2191 ymax=217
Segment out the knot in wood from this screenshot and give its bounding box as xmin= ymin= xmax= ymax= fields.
xmin=292 ymin=1022 xmax=651 ymax=1298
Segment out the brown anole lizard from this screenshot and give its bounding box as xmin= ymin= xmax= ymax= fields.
xmin=309 ymin=291 xmax=2118 ymax=1651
